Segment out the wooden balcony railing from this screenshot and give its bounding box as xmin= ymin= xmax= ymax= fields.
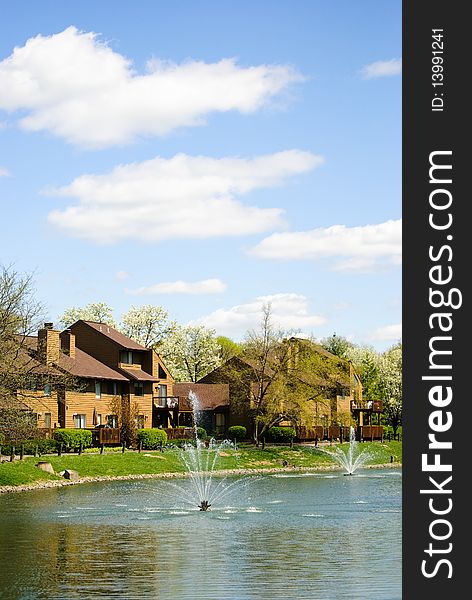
xmin=350 ymin=400 xmax=383 ymax=412
xmin=92 ymin=427 xmax=121 ymax=445
xmin=153 ymin=396 xmax=179 ymax=409
xmin=358 ymin=425 xmax=384 ymax=441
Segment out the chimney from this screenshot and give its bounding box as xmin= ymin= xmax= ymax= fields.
xmin=38 ymin=323 xmax=60 ymax=365
xmin=60 ymin=329 xmax=76 ymax=359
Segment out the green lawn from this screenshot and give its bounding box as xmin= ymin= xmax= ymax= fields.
xmin=0 ymin=441 xmax=402 ymax=488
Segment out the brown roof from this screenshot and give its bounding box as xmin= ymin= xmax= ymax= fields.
xmin=118 ymin=367 xmax=159 ymax=382
xmin=77 ymin=321 xmax=148 ymax=350
xmin=22 ymin=335 xmax=128 ymax=381
xmin=58 ymin=349 xmax=128 ymax=381
xmin=174 ymin=383 xmax=229 ymax=411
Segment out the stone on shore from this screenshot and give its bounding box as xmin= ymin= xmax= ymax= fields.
xmin=36 ymin=461 xmax=55 ymax=474
xmin=63 ymin=469 xmax=79 ymax=481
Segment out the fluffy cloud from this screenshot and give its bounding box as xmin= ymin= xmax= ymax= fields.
xmin=361 ymin=58 xmax=402 ymax=79
xmin=250 ymin=219 xmax=401 ymax=271
xmin=370 ymin=323 xmax=402 ymax=342
xmin=127 ymin=278 xmax=226 ymax=296
xmin=192 ymin=293 xmax=326 ymax=337
xmin=0 ymin=166 xmax=9 ymax=177
xmin=0 ymin=26 xmax=303 ymax=148
xmin=46 ymin=150 xmax=321 ymax=243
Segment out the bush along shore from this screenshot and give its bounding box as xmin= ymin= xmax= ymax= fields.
xmin=0 ymin=441 xmax=402 ymax=492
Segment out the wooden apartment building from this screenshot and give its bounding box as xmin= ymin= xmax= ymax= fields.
xmin=15 ymin=321 xmax=175 ymax=432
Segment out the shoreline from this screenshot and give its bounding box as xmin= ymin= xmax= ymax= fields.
xmin=0 ymin=462 xmax=401 ymax=494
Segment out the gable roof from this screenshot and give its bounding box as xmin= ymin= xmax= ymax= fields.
xmin=22 ymin=335 xmax=128 ymax=381
xmin=74 ymin=321 xmax=148 ymax=351
xmin=174 ymin=383 xmax=229 ymax=411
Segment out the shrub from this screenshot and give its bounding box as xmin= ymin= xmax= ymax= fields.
xmin=136 ymin=428 xmax=168 ymax=449
xmin=0 ymin=431 xmax=5 ymax=445
xmin=265 ymin=426 xmax=296 ymax=443
xmin=196 ymin=427 xmax=207 ymax=440
xmin=228 ymin=425 xmax=247 ymax=441
xmin=53 ymin=429 xmax=92 ymax=450
xmin=0 ymin=438 xmax=58 ymax=456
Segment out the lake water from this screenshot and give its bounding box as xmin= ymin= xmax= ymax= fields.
xmin=0 ymin=469 xmax=401 ymax=600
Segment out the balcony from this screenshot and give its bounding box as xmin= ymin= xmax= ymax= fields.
xmin=153 ymin=396 xmax=179 ymax=410
xmin=350 ymin=400 xmax=383 ymax=412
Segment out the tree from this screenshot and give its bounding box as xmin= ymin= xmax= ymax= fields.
xmin=0 ymin=266 xmax=66 ymax=440
xmin=347 ymin=346 xmax=381 ymax=401
xmin=216 ymin=335 xmax=242 ymax=363
xmin=120 ymin=305 xmax=175 ymax=348
xmin=321 ymin=333 xmax=354 ymax=359
xmin=287 ymin=337 xmax=354 ymax=426
xmin=378 ymin=343 xmax=402 ymax=435
xmin=233 ymin=305 xmax=297 ymax=445
xmin=59 ymin=302 xmax=116 ymax=328
xmin=160 ymin=325 xmax=222 ymax=382
xmin=107 ymin=394 xmax=140 ymax=447
xmin=0 ymin=266 xmax=44 ymax=408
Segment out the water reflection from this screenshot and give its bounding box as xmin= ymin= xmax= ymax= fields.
xmin=0 ymin=470 xmax=401 ymax=600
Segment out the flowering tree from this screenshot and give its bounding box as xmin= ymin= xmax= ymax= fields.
xmin=378 ymin=344 xmax=402 ymax=435
xmin=347 ymin=346 xmax=382 ymax=401
xmin=59 ymin=302 xmax=116 ymax=328
xmin=160 ymin=324 xmax=222 ymax=382
xmin=120 ymin=305 xmax=175 ymax=348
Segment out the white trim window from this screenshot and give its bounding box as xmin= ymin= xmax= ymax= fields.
xmin=74 ymin=414 xmax=86 ymax=428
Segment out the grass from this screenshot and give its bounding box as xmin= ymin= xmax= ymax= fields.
xmin=0 ymin=441 xmax=402 ymax=488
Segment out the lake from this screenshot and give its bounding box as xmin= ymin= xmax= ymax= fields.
xmin=0 ymin=469 xmax=401 ymax=600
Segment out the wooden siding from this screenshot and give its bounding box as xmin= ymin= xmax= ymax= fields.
xmin=62 ymin=391 xmax=154 ymax=429
xmin=70 ymin=321 xmax=123 ymax=369
xmin=16 ymin=390 xmax=59 ymax=428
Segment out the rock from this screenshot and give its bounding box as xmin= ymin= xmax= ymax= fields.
xmin=62 ymin=469 xmax=79 ymax=481
xmin=36 ymin=462 xmax=55 ymax=474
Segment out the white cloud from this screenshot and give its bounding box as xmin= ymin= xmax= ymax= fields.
xmin=370 ymin=323 xmax=402 ymax=342
xmin=0 ymin=166 xmax=9 ymax=177
xmin=0 ymin=26 xmax=303 ymax=148
xmin=115 ymin=270 xmax=129 ymax=280
xmin=361 ymin=58 xmax=402 ymax=79
xmin=192 ymin=293 xmax=326 ymax=337
xmin=127 ymin=278 xmax=226 ymax=296
xmin=46 ymin=150 xmax=321 ymax=243
xmin=250 ymin=219 xmax=401 ymax=272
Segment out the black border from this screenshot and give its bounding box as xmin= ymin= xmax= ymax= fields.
xmin=403 ymin=2 xmax=467 ymax=595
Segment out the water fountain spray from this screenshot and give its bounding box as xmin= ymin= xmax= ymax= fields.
xmin=318 ymin=426 xmax=371 ymax=475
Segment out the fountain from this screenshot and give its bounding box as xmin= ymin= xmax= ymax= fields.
xmin=318 ymin=426 xmax=371 ymax=475
xmin=165 ymin=391 xmax=248 ymax=511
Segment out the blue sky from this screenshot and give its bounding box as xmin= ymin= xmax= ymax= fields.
xmin=0 ymin=1 xmax=401 ymax=350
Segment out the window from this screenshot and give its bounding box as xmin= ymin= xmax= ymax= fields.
xmin=137 ymin=415 xmax=145 ymax=429
xmin=96 ymin=414 xmax=102 ymax=426
xmin=134 ymin=382 xmax=144 ymax=396
xmin=215 ymin=413 xmax=225 ymax=433
xmin=107 ymin=381 xmax=119 ymax=396
xmin=120 ymin=350 xmax=133 ymax=364
xmin=158 ymin=365 xmax=167 ymax=379
xmin=95 ymin=381 xmax=101 ymax=399
xmin=44 ymin=413 xmax=51 ymax=428
xmin=107 ymin=414 xmax=118 ymax=428
xmin=158 ymin=384 xmax=167 ymax=397
xmin=74 ymin=414 xmax=86 ymax=428
xmin=44 ymin=384 xmax=52 ymax=397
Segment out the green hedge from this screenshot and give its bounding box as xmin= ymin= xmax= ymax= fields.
xmin=53 ymin=429 xmax=92 ymax=450
xmin=265 ymin=426 xmax=296 ymax=443
xmin=136 ymin=428 xmax=168 ymax=449
xmin=0 ymin=438 xmax=58 ymax=456
xmin=228 ymin=425 xmax=247 ymax=441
